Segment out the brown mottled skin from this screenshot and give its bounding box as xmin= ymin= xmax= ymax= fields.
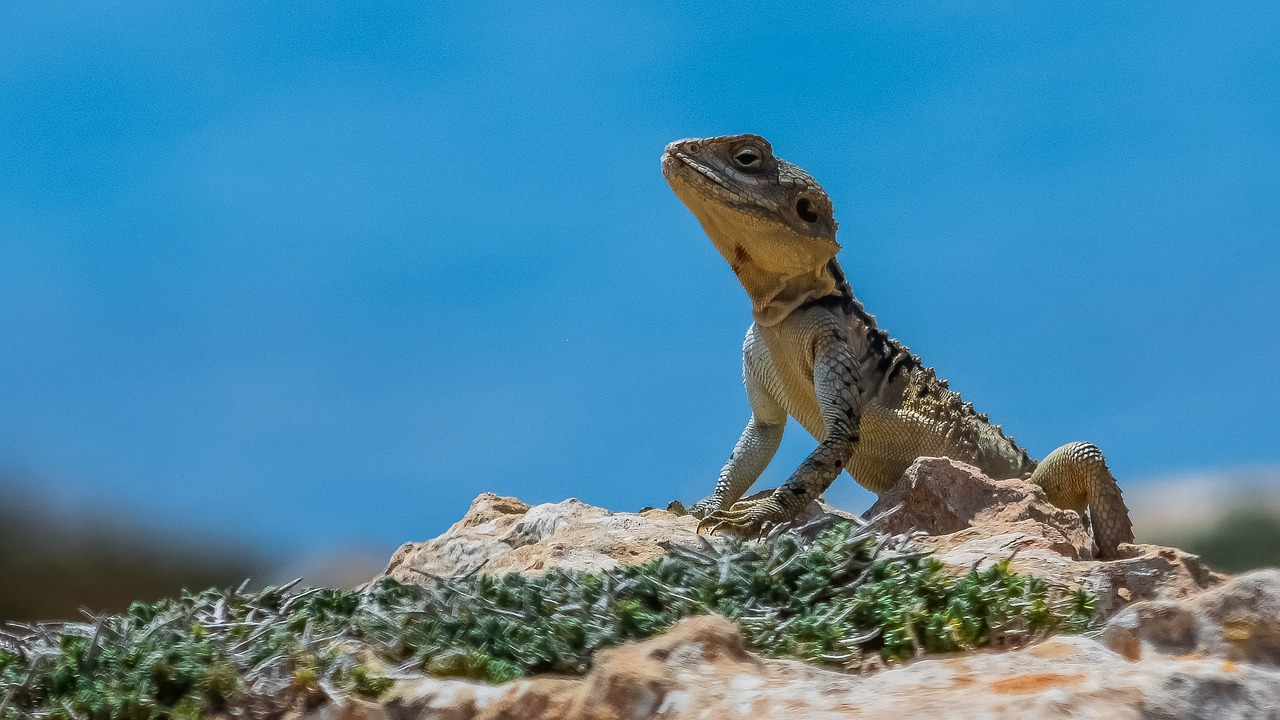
xmin=661 ymin=134 xmax=1134 ymax=559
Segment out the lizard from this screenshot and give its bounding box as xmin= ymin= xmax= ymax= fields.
xmin=660 ymin=133 xmax=1134 ymax=559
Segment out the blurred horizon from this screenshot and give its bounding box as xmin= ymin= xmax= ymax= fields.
xmin=2 ymin=0 xmax=1278 ymax=597
xmin=5 ymin=462 xmax=1280 ymax=622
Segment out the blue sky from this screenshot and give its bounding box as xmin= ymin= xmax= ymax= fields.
xmin=2 ymin=2 xmax=1277 ymax=557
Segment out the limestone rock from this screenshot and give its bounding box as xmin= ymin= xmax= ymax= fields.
xmin=380 ymin=493 xmax=706 ymax=582
xmin=925 ymin=533 xmax=1223 ymax=618
xmin=1079 ymin=543 xmax=1224 ymax=618
xmin=865 ymin=458 xmax=1224 ymax=617
xmin=866 ymin=456 xmax=1094 ymax=560
xmin=377 ymin=467 xmax=1223 ymax=622
xmin=1104 ymin=569 xmax=1280 ymax=665
xmin=299 ymin=614 xmax=1280 ymax=720
xmin=337 ymin=466 xmax=1274 ymax=719
xmin=378 ymin=490 xmax=850 ymax=585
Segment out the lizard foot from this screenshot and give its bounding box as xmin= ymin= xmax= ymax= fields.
xmin=672 ymin=496 xmax=723 ymax=520
xmin=697 ymin=496 xmax=792 ymax=538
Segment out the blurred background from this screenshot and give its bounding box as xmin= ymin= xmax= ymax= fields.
xmin=2 ymin=3 xmax=1277 ymax=621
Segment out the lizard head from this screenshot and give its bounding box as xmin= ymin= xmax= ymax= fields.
xmin=661 ymin=134 xmax=840 ymax=278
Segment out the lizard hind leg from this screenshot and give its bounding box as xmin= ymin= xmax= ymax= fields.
xmin=1028 ymin=442 xmax=1135 ymax=560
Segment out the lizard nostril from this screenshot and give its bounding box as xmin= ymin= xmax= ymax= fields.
xmin=795 ymin=197 xmax=819 ymax=223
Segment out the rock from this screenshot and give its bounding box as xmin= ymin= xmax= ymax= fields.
xmin=379 ymin=491 xmax=849 ymax=585
xmin=1079 ymin=544 xmax=1224 ymax=619
xmin=926 ymin=534 xmax=1223 ymax=618
xmin=1104 ymin=569 xmax=1280 ymax=665
xmin=378 ymin=469 xmax=1224 ymax=622
xmin=380 ymin=493 xmax=707 ymax=582
xmin=866 ymin=457 xmax=1094 ymax=560
xmin=335 ymin=467 xmax=1272 ymax=719
xmin=299 ymin=614 xmax=1280 ymax=720
xmin=865 ymin=458 xmax=1225 ymax=618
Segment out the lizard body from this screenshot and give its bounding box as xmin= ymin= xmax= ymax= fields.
xmin=661 ymin=134 xmax=1134 ymax=559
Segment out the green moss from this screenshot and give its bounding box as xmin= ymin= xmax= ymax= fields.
xmin=0 ymin=523 xmax=1093 ymax=718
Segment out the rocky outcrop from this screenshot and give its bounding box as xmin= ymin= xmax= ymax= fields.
xmin=334 ymin=459 xmax=1280 ymax=719
xmin=1104 ymin=569 xmax=1280 ymax=665
xmin=380 ymin=493 xmax=705 ymax=582
xmin=298 ymin=611 xmax=1280 ymax=720
xmin=379 ymin=491 xmax=845 ymax=584
xmin=377 ymin=458 xmax=1222 ymax=619
xmin=864 ymin=457 xmax=1224 ymax=617
xmin=866 ymin=456 xmax=1095 ymax=559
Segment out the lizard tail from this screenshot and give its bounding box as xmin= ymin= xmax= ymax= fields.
xmin=1029 ymin=441 xmax=1135 ymax=560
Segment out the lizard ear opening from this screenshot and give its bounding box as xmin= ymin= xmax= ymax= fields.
xmin=795 ymin=197 xmax=819 ymax=223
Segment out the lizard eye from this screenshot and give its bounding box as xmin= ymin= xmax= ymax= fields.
xmin=795 ymin=197 xmax=819 ymax=223
xmin=732 ymin=147 xmax=763 ymax=172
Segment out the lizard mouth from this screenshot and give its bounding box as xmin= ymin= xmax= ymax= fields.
xmin=665 ymin=151 xmax=729 ymax=191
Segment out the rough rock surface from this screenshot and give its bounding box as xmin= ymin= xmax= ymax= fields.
xmin=380 ymin=493 xmax=702 ymax=582
xmin=380 ymin=491 xmax=844 ymax=583
xmin=342 ymin=461 xmax=1280 ymax=719
xmin=378 ymin=459 xmax=1222 ymax=620
xmin=1104 ymin=569 xmax=1280 ymax=666
xmin=866 ymin=456 xmax=1095 ymax=558
xmin=864 ymin=457 xmax=1223 ymax=618
xmin=296 ymin=613 xmax=1280 ymax=720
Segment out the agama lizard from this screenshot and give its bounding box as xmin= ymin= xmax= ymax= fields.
xmin=661 ymin=134 xmax=1134 ymax=559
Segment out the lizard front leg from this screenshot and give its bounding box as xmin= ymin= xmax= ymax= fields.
xmin=682 ymin=333 xmax=787 ymax=518
xmin=683 ymin=415 xmax=785 ymax=519
xmin=701 ymin=328 xmax=862 ymax=537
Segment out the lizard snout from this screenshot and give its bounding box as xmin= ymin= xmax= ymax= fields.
xmin=663 ymin=138 xmax=701 ymax=157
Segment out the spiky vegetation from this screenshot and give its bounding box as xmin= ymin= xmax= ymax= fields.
xmin=0 ymin=524 xmax=1094 ymax=719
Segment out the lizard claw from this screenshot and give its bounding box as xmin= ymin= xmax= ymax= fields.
xmin=681 ymin=496 xmax=722 ymax=521
xmin=696 ymin=496 xmax=791 ymax=538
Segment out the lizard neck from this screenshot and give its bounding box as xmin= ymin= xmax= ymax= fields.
xmin=681 ymin=186 xmax=843 ymax=327
xmin=740 ymin=260 xmax=843 ymax=327
xmin=703 ymin=223 xmax=845 ymax=326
